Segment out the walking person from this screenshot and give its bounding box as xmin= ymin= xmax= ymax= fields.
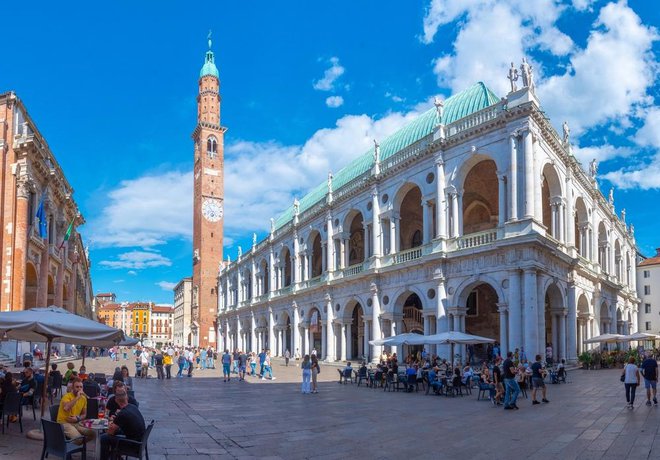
xmin=258 ymin=349 xmax=267 ymax=377
xmin=207 ymin=347 xmax=216 ymax=369
xmin=187 ymin=348 xmax=195 ymax=377
xmin=284 ymin=349 xmax=291 ymax=367
xmin=232 ymin=349 xmax=240 ymax=374
xmin=238 ymin=350 xmax=248 ymax=381
xmin=176 ymin=352 xmax=185 ymax=378
xmin=221 ymin=349 xmax=232 ymax=382
xmin=301 ymin=355 xmax=312 ymax=394
xmin=250 ymin=352 xmax=257 ymax=377
xmin=623 ymin=356 xmax=641 ymax=409
xmin=530 ymin=354 xmax=550 ymax=405
xmin=502 ymin=351 xmax=521 ymax=410
xmin=139 ymin=348 xmax=149 ymax=379
xmin=640 ymin=351 xmax=658 ymax=406
xmin=311 ymin=354 xmax=320 ymax=393
xmin=164 ymin=352 xmax=173 ymax=379
xmin=200 ymin=348 xmax=207 ymax=370
xmin=154 ymin=349 xmax=165 ymax=380
xmin=262 ymin=350 xmax=276 ymax=380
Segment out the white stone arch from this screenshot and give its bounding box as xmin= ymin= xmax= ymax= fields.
xmin=454 ymin=152 xmax=504 ymax=190
xmin=452 ymin=273 xmax=506 ymax=308
xmin=540 ymin=160 xmax=565 ymax=198
xmin=338 ymin=294 xmax=368 ymax=321
xmin=392 ymin=180 xmax=426 ymax=211
xmin=389 ymin=286 xmax=426 ymax=316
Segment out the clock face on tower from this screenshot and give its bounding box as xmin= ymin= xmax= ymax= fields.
xmin=202 ymin=198 xmax=223 ymax=222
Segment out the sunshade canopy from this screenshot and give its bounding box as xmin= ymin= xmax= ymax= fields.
xmin=582 ymin=333 xmax=627 ymax=344
xmin=623 ymin=332 xmax=660 ymax=342
xmin=0 ymin=306 xmax=124 ymax=347
xmin=369 ymin=332 xmax=423 ymax=347
xmin=404 ymin=331 xmax=496 ymax=345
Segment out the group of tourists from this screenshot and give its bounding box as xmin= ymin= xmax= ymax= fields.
xmin=133 ymin=344 xmax=217 ymax=379
xmin=220 ymin=348 xmax=278 ymax=382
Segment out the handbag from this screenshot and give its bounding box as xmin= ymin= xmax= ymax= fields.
xmin=620 ymin=374 xmax=625 ymax=382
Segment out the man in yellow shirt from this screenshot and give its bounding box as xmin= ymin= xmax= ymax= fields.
xmin=163 ymin=352 xmax=173 ymax=379
xmin=56 ymin=377 xmax=94 ymax=444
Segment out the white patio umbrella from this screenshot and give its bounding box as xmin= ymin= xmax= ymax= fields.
xmin=368 ymin=332 xmax=423 ymax=347
xmin=0 ymin=306 xmax=125 ymax=421
xmin=582 ymin=333 xmax=627 ymax=344
xmin=622 ymin=332 xmax=660 ymax=342
xmin=405 ymin=331 xmax=496 ymax=345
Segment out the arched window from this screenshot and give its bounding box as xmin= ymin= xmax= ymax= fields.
xmin=207 ymin=136 xmax=218 ymax=159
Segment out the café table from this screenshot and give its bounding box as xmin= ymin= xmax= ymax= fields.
xmin=79 ymin=419 xmax=108 ymax=460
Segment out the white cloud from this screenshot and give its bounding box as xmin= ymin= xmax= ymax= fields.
xmin=635 ymin=107 xmax=660 ymax=148
xmin=156 ymin=281 xmax=177 ymax=291
xmin=89 ymin=171 xmax=192 ymax=248
xmin=223 ymin=106 xmax=429 ymax=238
xmin=325 ymin=95 xmax=344 ymax=108
xmin=603 ymin=161 xmax=660 ymax=190
xmin=539 ymin=2 xmax=658 ymax=136
xmin=423 ymin=0 xmax=573 ymax=95
xmin=572 ymin=0 xmax=597 ymax=12
xmin=571 ymin=144 xmax=634 ymax=166
xmin=99 ymin=251 xmax=172 ymax=270
xmin=313 ymin=57 xmax=345 ymax=91
xmin=127 ymin=270 xmax=137 ymax=276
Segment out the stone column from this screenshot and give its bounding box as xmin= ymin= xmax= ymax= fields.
xmin=450 ymin=191 xmax=459 ymax=237
xmin=565 ymin=172 xmax=574 ymax=247
xmin=498 ymin=305 xmax=508 ymax=357
xmin=268 ymin=308 xmax=275 ymax=352
xmin=422 ymin=199 xmax=432 ymax=244
xmin=509 ymin=134 xmax=518 ymax=221
xmin=567 ymin=279 xmax=577 ymax=361
xmin=389 ymin=217 xmax=397 ymax=254
xmin=346 ymin=323 xmax=352 ymax=360
xmin=551 ymin=313 xmax=559 ymax=360
xmin=292 ymin=303 xmax=300 ymax=356
xmin=435 ymin=156 xmax=447 ymax=238
xmin=435 ymin=271 xmax=449 ymax=359
xmin=236 ymin=315 xmax=243 ymax=351
xmin=371 ymin=283 xmax=382 ymax=362
xmin=523 ymin=129 xmax=535 ymax=218
xmin=389 ymin=320 xmax=397 ymax=356
xmin=363 ymin=319 xmax=370 ymax=361
xmin=508 ymin=269 xmax=522 ymax=352
xmin=268 ymin=247 xmax=275 ymax=295
xmin=250 ymin=314 xmax=257 ymax=353
xmin=559 ymin=309 xmax=567 ymax=360
xmin=326 ymin=211 xmax=335 ymax=273
xmin=325 ymin=294 xmax=335 ymax=361
xmin=338 ymin=238 xmax=346 ymax=270
xmin=371 ymin=185 xmax=381 ymax=258
xmin=307 ymin=325 xmax=313 ymax=355
xmin=523 ymin=269 xmax=538 ymax=358
xmin=497 ymin=172 xmax=506 ymax=227
xmin=457 ymin=190 xmax=464 ymax=236
xmin=340 ymin=323 xmax=347 ymax=361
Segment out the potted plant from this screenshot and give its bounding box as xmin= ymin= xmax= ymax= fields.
xmin=578 ymin=351 xmax=593 ymax=369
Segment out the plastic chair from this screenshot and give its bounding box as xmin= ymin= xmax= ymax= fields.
xmin=342 ymin=369 xmax=353 ymax=384
xmin=356 ymin=368 xmax=368 ymax=387
xmin=49 ymin=373 xmax=63 ymax=403
xmin=83 ymin=383 xmax=99 ymax=398
xmin=40 ymin=418 xmax=86 ymax=460
xmin=1 ymin=392 xmax=23 ymax=433
xmin=111 ymin=419 xmax=154 ymax=460
xmin=50 ymin=404 xmax=60 ymax=421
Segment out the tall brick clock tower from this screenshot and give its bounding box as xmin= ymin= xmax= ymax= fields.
xmin=192 ymin=34 xmax=225 ymax=348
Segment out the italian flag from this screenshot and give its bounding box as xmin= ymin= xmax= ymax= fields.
xmin=58 ymin=219 xmax=74 ymax=250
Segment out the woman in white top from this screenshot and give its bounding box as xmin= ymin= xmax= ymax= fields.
xmin=622 ymin=356 xmax=641 ymax=409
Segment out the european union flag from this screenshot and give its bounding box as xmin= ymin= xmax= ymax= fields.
xmin=35 ymin=194 xmax=47 ymax=239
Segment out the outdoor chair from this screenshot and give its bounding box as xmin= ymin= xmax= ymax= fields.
xmin=356 ymin=368 xmax=368 ymax=387
xmin=336 ymin=369 xmax=343 ymax=384
xmin=383 ymin=372 xmax=395 ymax=392
xmin=40 ymin=418 xmax=86 ymax=460
xmin=49 ymin=373 xmax=63 ymax=403
xmin=50 ymin=404 xmax=60 ymax=421
xmin=86 ymin=398 xmax=99 ymax=420
xmin=406 ymin=373 xmax=417 ymax=392
xmin=371 ymin=371 xmax=383 ymax=388
xmin=445 ymin=376 xmax=463 ymax=397
xmin=477 ymin=383 xmax=493 ymax=401
xmin=342 ymin=369 xmax=354 ymax=384
xmin=83 ymin=383 xmax=99 ymax=398
xmin=21 ymin=381 xmax=39 ymax=420
xmin=110 ymin=419 xmax=154 ymax=460
xmin=94 ymin=376 xmax=108 ymax=386
xmin=1 ymin=392 xmax=23 ymax=433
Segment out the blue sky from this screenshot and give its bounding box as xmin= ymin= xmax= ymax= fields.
xmin=1 ymin=1 xmax=658 ymax=304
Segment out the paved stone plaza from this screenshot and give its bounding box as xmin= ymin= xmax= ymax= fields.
xmin=2 ymin=356 xmax=660 ymax=459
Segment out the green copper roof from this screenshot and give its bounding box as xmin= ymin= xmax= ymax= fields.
xmin=200 ymin=50 xmax=219 ymax=78
xmin=273 ymin=82 xmax=499 ymax=230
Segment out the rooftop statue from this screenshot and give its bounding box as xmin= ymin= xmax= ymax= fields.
xmin=238 ymin=246 xmax=242 ymax=258
xmin=434 ymin=96 xmax=444 ymax=120
xmin=270 ymin=217 xmax=275 ymax=234
xmin=252 ymin=232 xmax=257 ymax=247
xmin=327 ymin=171 xmax=333 ymax=194
xmin=562 ymin=121 xmax=570 ymax=145
xmin=507 ymin=62 xmax=519 ymax=92
xmin=520 ymin=58 xmax=534 ymax=90
xmin=621 ymin=208 xmax=626 ymax=223
xmin=589 ymin=158 xmax=598 ymax=179
xmin=608 ymin=187 xmax=614 ymax=206
xmin=373 ymin=139 xmax=380 ymax=164
xmin=293 ymin=197 xmax=300 ymax=215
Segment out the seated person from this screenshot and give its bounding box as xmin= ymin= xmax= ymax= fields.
xmin=479 ymin=368 xmax=497 ymax=400
xmin=105 ymin=382 xmax=138 ymax=418
xmin=33 ymin=345 xmax=43 ymax=361
xmin=120 ymin=366 xmax=133 ymax=389
xmin=0 ymin=364 xmax=6 ymax=379
xmin=19 ymin=367 xmax=37 ymax=405
xmin=48 ymin=363 xmax=63 ymax=399
xmin=405 ymin=365 xmax=417 ymax=391
xmin=0 ymin=373 xmax=18 ymax=413
xmin=63 ymin=362 xmax=76 ymax=384
xmin=427 ymin=370 xmax=444 ymax=394
xmin=100 ymin=390 xmax=145 ymax=460
xmin=462 ymin=365 xmax=474 ymax=385
xmin=56 ymin=378 xmax=94 ymax=444
xmin=78 ymin=366 xmax=88 ymax=381
xmin=83 ymin=375 xmax=101 ymax=396
xmin=436 ymin=359 xmax=449 ymax=378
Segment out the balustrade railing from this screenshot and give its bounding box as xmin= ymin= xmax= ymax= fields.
xmin=456 ymin=230 xmax=497 ymax=249
xmin=393 ymin=246 xmax=423 ymax=264
xmin=446 ymin=104 xmax=501 ymax=137
xmin=342 ymin=263 xmax=364 ymax=278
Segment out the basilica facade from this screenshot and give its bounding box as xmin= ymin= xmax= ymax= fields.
xmin=216 ymin=68 xmax=638 ymax=364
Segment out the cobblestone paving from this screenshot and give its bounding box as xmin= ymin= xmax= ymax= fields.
xmin=2 ymin=356 xmax=660 ymax=459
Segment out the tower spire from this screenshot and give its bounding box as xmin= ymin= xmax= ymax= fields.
xmin=200 ymin=31 xmax=219 ymax=79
